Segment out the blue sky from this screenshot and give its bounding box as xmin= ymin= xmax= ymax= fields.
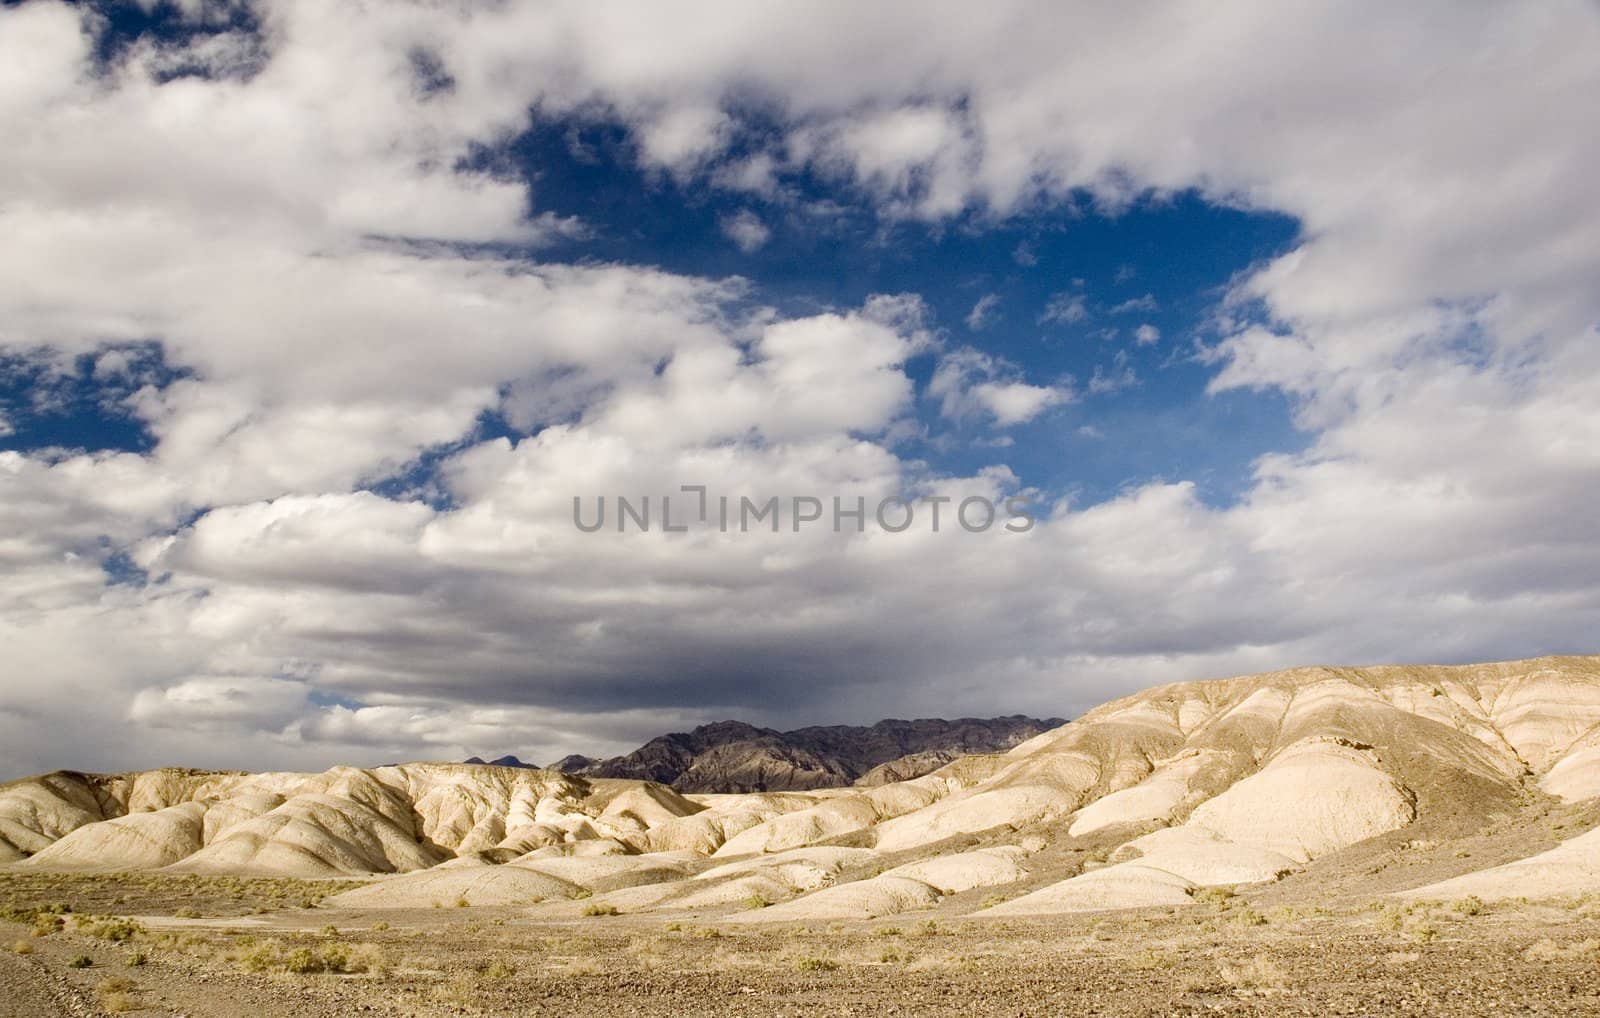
xmin=2 ymin=1 xmax=1597 ymax=776
xmin=1 ymin=105 xmax=1304 ymax=509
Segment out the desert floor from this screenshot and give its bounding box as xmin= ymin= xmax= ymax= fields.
xmin=4 ymin=870 xmax=1600 ymax=1017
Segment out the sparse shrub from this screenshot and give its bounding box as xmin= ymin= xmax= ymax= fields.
xmin=1453 ymin=895 xmax=1486 ymax=916
xmin=31 ymin=913 xmax=64 ymax=937
xmin=1231 ymin=908 xmax=1268 ymax=927
xmin=794 ymin=955 xmax=839 ymax=973
xmin=582 ymin=903 xmax=619 ymax=917
xmin=11 ymin=939 xmax=33 ymax=955
xmin=124 ymin=950 xmax=147 ymax=967
xmin=1127 ymin=948 xmax=1172 ymax=970
xmin=283 ymin=947 xmax=323 ymax=974
xmin=174 ymin=907 xmax=200 ymax=919
xmin=454 ymin=896 xmax=470 ymax=909
xmin=1217 ymin=955 xmax=1286 ymax=992
xmin=345 ymin=943 xmax=391 ymax=976
xmin=878 ymin=947 xmax=907 ymax=963
xmin=480 ymin=958 xmax=516 ymax=979
xmin=69 ymin=954 xmax=94 ymax=968
xmin=370 ymin=921 xmax=390 ymax=932
xmin=320 ymin=942 xmax=352 ymax=972
xmin=1407 ymin=921 xmax=1438 ymax=943
xmin=232 ymin=939 xmax=282 ymax=973
xmin=744 ymin=893 xmax=771 ymax=910
xmin=87 ymin=918 xmax=144 ymax=942
xmin=874 ymin=926 xmax=903 ymax=937
xmin=96 ymin=979 xmax=136 ymax=1013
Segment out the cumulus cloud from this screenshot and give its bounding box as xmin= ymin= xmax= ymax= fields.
xmin=1039 ymin=291 xmax=1089 ymax=325
xmin=720 ymin=209 xmax=771 ymax=252
xmin=1134 ymin=324 xmax=1161 ymax=346
xmin=2 ymin=0 xmax=1599 ymax=779
xmin=929 ymin=348 xmax=1074 ymax=426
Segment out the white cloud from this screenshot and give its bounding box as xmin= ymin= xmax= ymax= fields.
xmin=930 ymin=348 xmax=1073 ymax=426
xmin=1089 ymin=352 xmax=1139 ymax=395
xmin=3 ymin=1 xmax=1600 ymax=777
xmin=1134 ymin=324 xmax=1161 ymax=346
xmin=965 ymin=293 xmax=1000 ymax=330
xmin=1113 ymin=294 xmax=1159 ymax=314
xmin=1039 ymin=291 xmax=1089 ymax=325
xmin=720 ymin=209 xmax=770 ymax=252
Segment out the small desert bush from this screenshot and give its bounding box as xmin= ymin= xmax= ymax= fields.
xmin=744 ymin=893 xmax=772 ymax=910
xmin=11 ymin=939 xmax=33 ymax=955
xmin=232 ymin=936 xmax=387 ymax=975
xmin=283 ymin=947 xmax=323 ymax=974
xmin=1127 ymin=948 xmax=1173 ymax=971
xmin=1453 ymin=895 xmax=1486 ymax=916
xmin=1406 ymin=920 xmax=1439 ymax=943
xmin=794 ymin=955 xmax=839 ymax=973
xmin=1217 ymin=955 xmax=1287 ymax=993
xmin=86 ymin=917 xmax=144 ymax=942
xmin=582 ymin=903 xmax=619 ymax=917
xmin=479 ymin=958 xmax=517 ymax=980
xmin=68 ymin=953 xmax=94 ymax=968
xmin=124 ymin=950 xmax=147 ymax=967
xmin=96 ymin=978 xmax=136 ymax=1013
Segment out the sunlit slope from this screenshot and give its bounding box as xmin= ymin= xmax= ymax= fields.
xmin=4 ymin=655 xmax=1599 ymax=916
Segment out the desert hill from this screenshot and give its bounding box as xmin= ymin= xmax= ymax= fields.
xmin=5 ymin=655 xmax=1600 ymax=920
xmin=538 ymin=715 xmax=1066 ymax=792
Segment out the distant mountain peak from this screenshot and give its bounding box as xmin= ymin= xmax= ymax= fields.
xmin=522 ymin=714 xmax=1067 ymax=793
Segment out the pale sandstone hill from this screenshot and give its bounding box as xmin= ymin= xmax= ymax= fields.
xmin=5 ymin=655 xmax=1600 ymax=919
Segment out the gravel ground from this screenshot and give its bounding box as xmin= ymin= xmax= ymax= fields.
xmin=5 ymin=871 xmax=1600 ymax=1017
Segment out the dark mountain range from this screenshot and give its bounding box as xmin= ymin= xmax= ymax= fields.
xmin=514 ymin=715 xmax=1067 ymax=793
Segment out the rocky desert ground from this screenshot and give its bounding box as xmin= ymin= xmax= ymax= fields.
xmin=7 ymin=655 xmax=1600 ymax=1016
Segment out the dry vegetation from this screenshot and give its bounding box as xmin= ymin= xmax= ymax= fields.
xmin=3 ymin=871 xmax=1600 ymax=1016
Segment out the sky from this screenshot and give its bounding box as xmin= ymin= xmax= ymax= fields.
xmin=2 ymin=0 xmax=1599 ymax=777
